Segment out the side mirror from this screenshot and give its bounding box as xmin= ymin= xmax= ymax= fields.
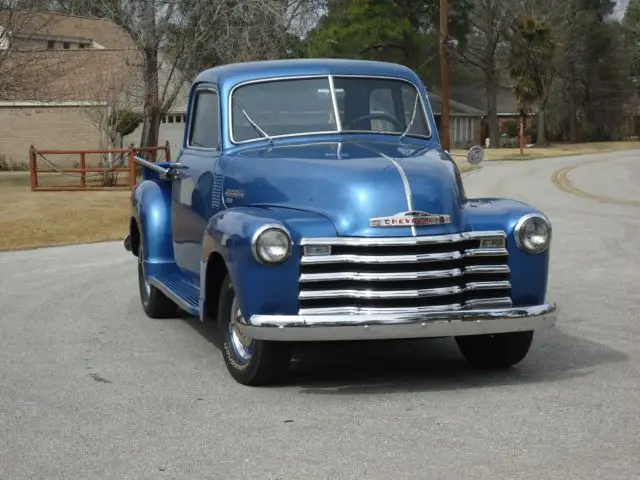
xmin=466 ymin=145 xmax=484 ymax=165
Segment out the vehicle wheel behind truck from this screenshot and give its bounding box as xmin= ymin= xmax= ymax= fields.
xmin=455 ymin=331 xmax=534 ymax=369
xmin=218 ymin=275 xmax=291 ymax=386
xmin=137 ymin=243 xmax=178 ymax=318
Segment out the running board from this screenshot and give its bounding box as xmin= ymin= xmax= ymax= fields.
xmin=149 ymin=273 xmax=200 ymax=316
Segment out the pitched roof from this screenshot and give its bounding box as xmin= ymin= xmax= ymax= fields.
xmin=2 ymin=10 xmax=136 ymax=50
xmin=1 ymin=49 xmax=140 ymax=102
xmin=448 ymin=86 xmax=521 ymax=115
xmin=427 ymin=91 xmax=485 ymax=116
xmin=0 ymin=11 xmax=192 ymax=111
xmin=0 ymin=11 xmax=141 ymax=103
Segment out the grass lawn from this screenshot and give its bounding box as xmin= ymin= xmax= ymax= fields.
xmin=0 ymin=172 xmax=130 ymax=252
xmin=452 ymin=140 xmax=640 ymax=161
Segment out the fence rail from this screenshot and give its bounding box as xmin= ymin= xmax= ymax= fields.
xmin=28 ymin=142 xmax=171 ymax=191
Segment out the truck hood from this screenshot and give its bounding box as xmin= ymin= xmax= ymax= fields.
xmin=222 ymin=140 xmax=465 ymax=237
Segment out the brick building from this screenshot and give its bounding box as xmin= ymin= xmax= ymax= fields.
xmin=0 ymin=11 xmax=189 ymax=167
xmin=449 ymin=86 xmax=535 ymax=146
xmin=427 ymin=91 xmax=485 ymax=148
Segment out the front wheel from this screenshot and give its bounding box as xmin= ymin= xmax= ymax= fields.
xmin=218 ymin=275 xmax=291 ymax=386
xmin=455 ymin=331 xmax=534 ymax=369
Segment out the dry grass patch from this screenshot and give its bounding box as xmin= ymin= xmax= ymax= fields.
xmin=0 ymin=173 xmax=130 ymax=251
xmin=452 ymin=141 xmax=640 ymax=162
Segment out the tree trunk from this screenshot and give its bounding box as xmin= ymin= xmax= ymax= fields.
xmin=567 ymin=60 xmax=578 ymax=143
xmin=536 ymin=78 xmax=554 ymax=146
xmin=536 ymin=109 xmax=547 ymax=145
xmin=140 ymin=53 xmax=161 ymax=149
xmin=485 ymin=76 xmax=500 ymax=148
xmin=568 ymin=88 xmax=578 ymax=142
xmin=139 ymin=0 xmax=161 ymax=150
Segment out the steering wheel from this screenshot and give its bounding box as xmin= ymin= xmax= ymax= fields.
xmin=343 ymin=112 xmax=405 ymax=131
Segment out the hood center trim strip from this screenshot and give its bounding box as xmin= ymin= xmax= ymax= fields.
xmin=353 ymin=142 xmax=416 ymax=236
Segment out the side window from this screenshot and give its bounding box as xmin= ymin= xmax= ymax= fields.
xmin=189 ymin=90 xmax=220 ymax=149
xmin=401 ymin=85 xmax=428 ymax=136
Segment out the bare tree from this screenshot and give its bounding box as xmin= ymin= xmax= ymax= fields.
xmin=79 ymin=70 xmax=142 ymax=184
xmin=0 ymin=4 xmax=59 ymax=97
xmin=54 ymin=0 xmax=323 ymax=149
xmin=175 ymin=0 xmax=323 ymax=74
xmin=49 ymin=0 xmax=197 ymax=148
xmin=454 ymin=0 xmax=514 ymax=148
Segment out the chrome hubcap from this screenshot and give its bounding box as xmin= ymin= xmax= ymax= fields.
xmin=228 ymin=296 xmax=253 ymax=363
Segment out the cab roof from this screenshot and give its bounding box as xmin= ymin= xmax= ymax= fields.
xmin=193 ymin=58 xmax=422 ymax=89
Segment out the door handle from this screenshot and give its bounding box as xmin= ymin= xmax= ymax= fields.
xmin=165 ymin=162 xmax=189 ymax=180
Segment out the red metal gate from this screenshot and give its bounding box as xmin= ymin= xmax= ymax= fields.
xmin=28 ymin=141 xmax=171 ymax=191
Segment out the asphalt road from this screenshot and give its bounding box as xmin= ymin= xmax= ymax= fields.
xmin=2 ymin=150 xmax=640 ymax=479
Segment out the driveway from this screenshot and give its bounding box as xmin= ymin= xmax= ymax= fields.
xmin=1 ymin=149 xmax=639 ymax=479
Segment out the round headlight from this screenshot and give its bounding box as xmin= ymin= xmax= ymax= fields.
xmin=252 ymin=225 xmax=292 ymax=264
xmin=514 ymin=213 xmax=552 ymax=254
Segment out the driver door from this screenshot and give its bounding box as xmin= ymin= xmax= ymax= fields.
xmin=172 ymin=85 xmax=222 ymax=277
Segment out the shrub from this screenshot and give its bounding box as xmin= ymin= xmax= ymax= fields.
xmin=0 ymin=155 xmax=28 ymax=171
xmin=503 ymin=120 xmax=519 ymax=137
xmin=109 ymin=109 xmax=142 ymax=138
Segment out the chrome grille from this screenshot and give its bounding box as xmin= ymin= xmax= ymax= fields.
xmin=298 ymin=231 xmax=512 ymax=315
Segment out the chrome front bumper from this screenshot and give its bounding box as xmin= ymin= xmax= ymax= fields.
xmin=237 ymin=303 xmax=558 ymax=342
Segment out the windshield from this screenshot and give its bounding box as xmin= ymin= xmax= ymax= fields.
xmin=230 ymin=76 xmax=431 ymax=143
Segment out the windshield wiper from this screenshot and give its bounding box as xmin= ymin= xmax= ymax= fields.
xmin=399 ymin=93 xmax=420 ymax=142
xmin=232 ymin=96 xmax=272 ymax=143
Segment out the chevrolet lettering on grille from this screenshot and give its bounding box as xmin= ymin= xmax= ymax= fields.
xmin=369 ymin=210 xmax=451 ymax=227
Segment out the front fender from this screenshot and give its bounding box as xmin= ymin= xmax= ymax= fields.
xmin=462 ymin=197 xmax=551 ymax=306
xmin=201 ymin=206 xmax=337 ymax=318
xmin=131 ymin=179 xmax=175 ymax=265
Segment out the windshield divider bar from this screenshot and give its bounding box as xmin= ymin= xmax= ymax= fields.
xmin=328 ymin=75 xmax=342 ymax=132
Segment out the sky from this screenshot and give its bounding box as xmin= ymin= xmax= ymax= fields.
xmin=614 ymin=0 xmax=629 ymax=18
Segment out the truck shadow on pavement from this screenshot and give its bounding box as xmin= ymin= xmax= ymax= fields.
xmin=181 ymin=315 xmax=627 ymax=394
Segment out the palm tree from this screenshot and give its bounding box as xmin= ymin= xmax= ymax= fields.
xmin=508 ymin=13 xmax=556 ymax=145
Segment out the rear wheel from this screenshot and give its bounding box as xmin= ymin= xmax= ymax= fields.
xmin=455 ymin=331 xmax=534 ymax=369
xmin=218 ymin=275 xmax=291 ymax=386
xmin=137 ymin=243 xmax=178 ymax=318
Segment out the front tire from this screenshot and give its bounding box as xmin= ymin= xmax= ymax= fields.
xmin=455 ymin=331 xmax=534 ymax=369
xmin=218 ymin=275 xmax=291 ymax=386
xmin=137 ymin=243 xmax=178 ymax=319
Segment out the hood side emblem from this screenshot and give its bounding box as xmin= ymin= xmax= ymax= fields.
xmin=369 ymin=210 xmax=451 ymax=227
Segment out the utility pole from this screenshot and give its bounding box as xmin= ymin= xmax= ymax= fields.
xmin=439 ymin=0 xmax=451 ymax=151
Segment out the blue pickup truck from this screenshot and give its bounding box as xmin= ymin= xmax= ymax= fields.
xmin=124 ymin=58 xmax=557 ymax=386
